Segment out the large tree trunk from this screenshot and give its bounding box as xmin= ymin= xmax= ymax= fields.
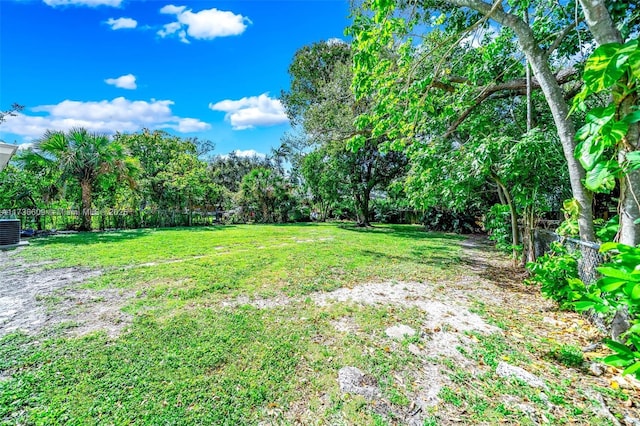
xmin=578 ymin=0 xmax=640 ymax=246
xmin=445 ymin=0 xmax=596 ymax=242
xmin=578 ymin=0 xmax=622 ymax=45
xmin=618 ymin=120 xmax=640 ymax=246
xmin=355 ymin=189 xmax=372 ymax=227
xmin=579 ymin=0 xmax=638 ymax=342
xmin=80 ymin=179 xmax=92 ymax=231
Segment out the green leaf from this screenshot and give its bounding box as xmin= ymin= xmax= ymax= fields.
xmin=576 ymin=139 xmax=604 ymax=171
xmin=627 ymin=151 xmax=640 ymax=171
xmin=629 ymin=50 xmax=640 ymax=79
xmin=601 ymin=120 xmax=629 ymax=146
xmin=574 ymin=301 xmax=596 ymax=311
xmin=631 ymin=283 xmax=640 ymax=300
xmin=599 ymin=242 xmax=631 ymax=253
xmin=614 ymin=39 xmax=638 ymax=68
xmin=623 ymin=110 xmax=640 ymax=125
xmin=585 ymin=105 xmax=615 ymax=126
xmin=622 ymin=361 xmax=640 ymax=376
xmin=584 ymin=44 xmax=624 ymax=91
xmin=575 ymin=122 xmax=597 ymax=141
xmin=604 ymin=338 xmax=635 ymax=356
xmin=628 ymin=323 xmax=640 ymax=334
xmin=598 ymin=266 xmax=640 ymax=282
xmin=584 ymin=161 xmax=616 ymax=192
xmin=598 ymin=276 xmax=626 ymax=292
xmin=603 ymin=354 xmax=634 ymax=367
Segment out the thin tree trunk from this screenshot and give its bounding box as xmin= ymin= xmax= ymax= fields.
xmin=445 ymin=0 xmax=596 ymax=242
xmin=493 ymin=175 xmax=519 ymax=261
xmin=496 ymin=183 xmax=507 ymax=205
xmin=27 ymin=195 xmax=42 ymax=231
xmin=80 ymin=179 xmax=92 ymax=231
xmin=618 ymin=125 xmax=640 ymax=246
xmin=355 ymin=189 xmax=372 ymax=227
xmin=524 ymin=205 xmax=536 ymax=263
xmin=524 ymin=9 xmax=533 ymax=132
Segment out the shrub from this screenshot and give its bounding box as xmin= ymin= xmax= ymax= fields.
xmin=485 ymin=204 xmax=515 ymax=253
xmin=574 ymin=243 xmax=640 ymax=379
xmin=549 ymin=344 xmax=584 ymax=368
xmin=526 ymin=242 xmax=586 ymax=309
xmin=422 ymin=207 xmax=479 ymax=234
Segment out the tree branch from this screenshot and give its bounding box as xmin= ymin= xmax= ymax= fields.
xmin=444 ymin=68 xmax=578 ymax=137
xmin=545 ymin=21 xmax=579 ymax=58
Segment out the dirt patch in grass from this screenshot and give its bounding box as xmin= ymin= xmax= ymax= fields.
xmin=0 ymin=248 xmax=132 ymax=338
xmin=272 ymin=236 xmax=639 ymax=425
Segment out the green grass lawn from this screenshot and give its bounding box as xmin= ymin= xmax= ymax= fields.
xmin=1 ymin=224 xmax=629 ymax=425
xmin=1 ymin=224 xmax=466 ymax=425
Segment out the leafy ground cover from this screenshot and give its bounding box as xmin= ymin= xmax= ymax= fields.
xmin=0 ymin=224 xmax=638 ymax=425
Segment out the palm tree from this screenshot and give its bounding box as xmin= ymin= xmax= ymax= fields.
xmin=35 ymin=128 xmax=135 ymax=231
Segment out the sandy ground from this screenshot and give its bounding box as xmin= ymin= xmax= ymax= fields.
xmin=0 ymin=235 xmax=532 ymax=341
xmin=0 ymin=249 xmax=130 ymax=338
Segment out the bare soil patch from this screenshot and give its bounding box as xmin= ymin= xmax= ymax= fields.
xmin=0 ymin=248 xmax=133 ymax=338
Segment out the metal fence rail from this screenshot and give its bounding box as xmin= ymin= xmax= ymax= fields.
xmin=534 ymin=229 xmax=603 ymax=284
xmin=0 ymin=209 xmax=228 ymax=231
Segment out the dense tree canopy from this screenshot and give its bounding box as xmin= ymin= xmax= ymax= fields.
xmin=348 ymin=0 xmax=639 ymax=243
xmin=281 ymin=40 xmax=408 ymax=226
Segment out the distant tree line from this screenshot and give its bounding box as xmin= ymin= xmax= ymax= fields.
xmin=0 ymin=123 xmax=413 ymax=231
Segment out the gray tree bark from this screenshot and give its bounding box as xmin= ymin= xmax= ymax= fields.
xmin=578 ymin=0 xmax=640 ymax=246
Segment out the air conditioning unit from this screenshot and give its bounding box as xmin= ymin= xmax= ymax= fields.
xmin=0 ymin=219 xmax=22 ymax=248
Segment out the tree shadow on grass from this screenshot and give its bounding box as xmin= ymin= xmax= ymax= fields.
xmin=359 ymin=248 xmax=461 ymax=266
xmin=459 ymin=238 xmax=532 ymax=294
xmin=28 ymin=225 xmax=234 ymax=247
xmin=337 ymin=223 xmax=466 ymax=241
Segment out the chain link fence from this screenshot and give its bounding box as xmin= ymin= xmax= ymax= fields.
xmin=0 ymin=208 xmax=227 ymax=232
xmin=534 ymin=229 xmax=603 ymax=285
xmin=533 ymin=229 xmax=608 ymax=330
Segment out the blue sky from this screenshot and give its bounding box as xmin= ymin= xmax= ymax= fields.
xmin=0 ymin=0 xmax=352 ymax=157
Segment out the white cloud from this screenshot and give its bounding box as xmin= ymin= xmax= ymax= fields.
xmin=209 ymin=93 xmax=288 ymax=130
xmin=222 ymin=149 xmax=266 ymax=159
xmin=17 ymin=143 xmax=35 ymax=151
xmin=235 ymin=149 xmax=266 ymax=158
xmin=159 ymin=4 xmax=186 ymax=15
xmin=327 ymin=38 xmax=347 ymax=46
xmin=158 ymin=4 xmax=250 ymax=42
xmin=105 ymin=74 xmax=137 ymax=90
xmin=106 ymin=17 xmax=137 ymax=30
xmin=158 ymin=22 xmax=181 ymax=37
xmin=173 ymin=118 xmax=211 ymax=133
xmin=157 ymin=22 xmax=189 ymax=43
xmin=0 ymin=97 xmax=210 ymax=139
xmin=44 ymin=0 xmax=122 ymax=7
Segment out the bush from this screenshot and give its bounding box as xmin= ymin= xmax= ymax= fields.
xmin=526 ymin=242 xmax=586 ymax=309
xmin=422 ymin=207 xmax=479 ymax=234
xmin=484 ymin=204 xmax=515 ymax=253
xmin=549 ymin=344 xmax=584 ymax=368
xmin=290 ymin=206 xmax=311 ymax=222
xmin=574 ymin=243 xmax=640 ymax=379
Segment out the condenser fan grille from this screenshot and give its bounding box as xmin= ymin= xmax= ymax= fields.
xmin=0 ymin=219 xmax=21 ymax=246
